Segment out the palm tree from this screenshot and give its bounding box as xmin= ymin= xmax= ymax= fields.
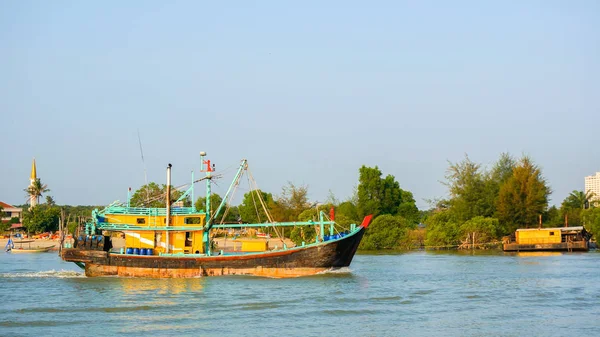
xmin=565 ymin=190 xmax=596 ymax=209
xmin=24 ymin=178 xmax=50 ymax=206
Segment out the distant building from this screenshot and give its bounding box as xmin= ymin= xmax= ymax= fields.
xmin=0 ymin=201 xmax=23 ymax=221
xmin=585 ymin=172 xmax=600 ymax=204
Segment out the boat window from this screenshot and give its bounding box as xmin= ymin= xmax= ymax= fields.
xmin=185 ymin=232 xmax=192 ymax=247
xmin=185 ymin=217 xmax=201 ymax=224
xmin=137 ymin=218 xmax=146 ymax=224
xmin=549 ymin=232 xmax=554 ymax=236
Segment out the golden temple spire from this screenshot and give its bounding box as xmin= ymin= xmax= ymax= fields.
xmin=30 ymin=158 xmax=37 ymax=183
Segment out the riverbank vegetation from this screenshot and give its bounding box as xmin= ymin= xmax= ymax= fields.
xmin=423 ymin=154 xmax=598 ymax=249
xmin=8 ymin=155 xmax=599 ymax=250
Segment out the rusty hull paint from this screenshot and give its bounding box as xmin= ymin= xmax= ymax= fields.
xmin=85 ymin=264 xmax=330 ymax=278
xmin=65 ymin=226 xmax=366 ymax=278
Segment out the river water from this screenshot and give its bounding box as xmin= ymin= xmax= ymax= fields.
xmin=1 ymin=250 xmax=599 ymax=337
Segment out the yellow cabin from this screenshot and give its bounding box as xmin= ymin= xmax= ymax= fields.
xmin=515 ymin=228 xmax=562 ymax=245
xmin=100 ymin=207 xmax=208 ymax=255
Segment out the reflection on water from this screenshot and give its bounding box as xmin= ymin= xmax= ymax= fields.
xmin=515 ymin=251 xmax=563 ymax=257
xmin=120 ymin=277 xmax=205 ymax=295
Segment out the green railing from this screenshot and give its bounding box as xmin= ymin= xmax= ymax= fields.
xmin=97 ymin=223 xmax=204 ymax=231
xmin=102 ymin=206 xmax=204 ymax=216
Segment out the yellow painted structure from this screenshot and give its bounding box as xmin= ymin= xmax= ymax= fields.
xmin=103 ymin=214 xmax=205 ymax=228
xmin=107 ymin=213 xmax=206 ymax=255
xmin=240 ymin=240 xmax=269 ymax=252
xmin=516 ymin=228 xmax=562 ymax=244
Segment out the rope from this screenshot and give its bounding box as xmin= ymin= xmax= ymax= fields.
xmin=133 ymin=176 xmax=215 ymax=207
xmin=247 ymin=168 xmax=285 ymax=244
xmin=247 ymin=174 xmax=262 ymax=223
xmin=219 ymin=177 xmax=241 ymax=224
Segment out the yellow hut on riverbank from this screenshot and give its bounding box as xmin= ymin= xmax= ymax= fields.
xmin=503 ymin=226 xmax=592 ymax=252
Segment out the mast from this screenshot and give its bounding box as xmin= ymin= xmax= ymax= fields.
xmin=212 ymin=159 xmax=247 ymax=223
xmin=166 ymin=163 xmax=172 ymax=254
xmin=191 ymin=170 xmax=194 ymax=211
xmin=202 ymin=159 xmax=248 ymax=254
xmin=200 ymin=152 xmax=212 ymax=255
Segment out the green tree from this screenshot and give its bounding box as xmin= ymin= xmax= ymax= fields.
xmin=195 ymin=193 xmax=223 ymax=213
xmin=24 ymin=178 xmax=50 ymax=206
xmin=357 ymin=166 xmax=417 ymax=219
xmin=483 ymin=153 xmax=516 ymax=217
xmin=220 ymin=206 xmax=241 ymax=223
xmin=194 ymin=194 xmax=239 ymax=223
xmin=195 ymin=193 xmax=223 ymax=221
xmin=558 ymin=191 xmax=591 ymax=226
xmin=45 ymin=195 xmax=56 ymax=206
xmin=289 ymin=209 xmax=321 ymax=246
xmin=277 ymin=182 xmax=310 ymax=221
xmin=22 ymin=205 xmax=60 ymax=233
xmin=490 ymin=153 xmax=516 ymax=186
xmin=359 ymin=214 xmax=414 ymax=250
xmin=543 ymin=205 xmax=563 ymax=227
xmin=130 ymin=183 xmax=186 ymax=208
xmin=458 ymin=216 xmax=503 ymax=246
xmin=397 ymin=190 xmax=420 ymax=224
xmin=337 ymin=201 xmax=358 ymax=223
xmin=424 ymin=209 xmax=461 ymax=247
xmin=357 ymin=166 xmax=385 ymax=217
xmin=582 ymin=207 xmax=600 ymax=240
xmin=295 ymin=203 xmax=348 ymax=237
xmin=496 ymin=156 xmax=551 ymax=233
xmin=444 ymin=155 xmax=489 ymax=221
xmin=0 ymin=206 xmax=7 ymax=232
xmin=67 ymin=222 xmax=79 ymax=235
xmin=238 ymin=189 xmax=275 ymax=223
xmin=563 ymin=190 xmax=596 ymax=210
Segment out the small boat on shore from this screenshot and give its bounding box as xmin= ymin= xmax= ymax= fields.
xmin=6 ymin=238 xmax=55 ymax=253
xmin=61 ymin=153 xmax=371 ymax=278
xmin=503 ymin=226 xmax=592 ymax=252
xmin=10 ymin=246 xmax=55 ymax=253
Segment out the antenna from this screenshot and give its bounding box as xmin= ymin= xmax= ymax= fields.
xmin=137 ymin=129 xmax=149 ymax=202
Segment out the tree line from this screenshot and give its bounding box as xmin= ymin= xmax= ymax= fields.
xmin=8 ymin=154 xmax=600 ymax=250
xmin=424 ymin=153 xmax=599 ymax=248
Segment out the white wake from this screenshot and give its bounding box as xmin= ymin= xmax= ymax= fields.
xmin=0 ymin=269 xmax=84 ymax=278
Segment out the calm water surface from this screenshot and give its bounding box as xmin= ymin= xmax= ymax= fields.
xmin=1 ymin=250 xmax=599 ymax=336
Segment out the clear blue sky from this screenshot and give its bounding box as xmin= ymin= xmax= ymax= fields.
xmin=1 ymin=1 xmax=598 ymax=209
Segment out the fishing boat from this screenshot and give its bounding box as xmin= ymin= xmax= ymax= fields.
xmin=6 ymin=238 xmax=55 ymax=253
xmin=10 ymin=246 xmax=55 ymax=253
xmin=61 ymin=153 xmax=371 ymax=278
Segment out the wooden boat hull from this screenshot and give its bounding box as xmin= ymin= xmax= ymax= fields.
xmin=503 ymin=241 xmax=589 ymax=252
xmin=62 ymin=226 xmax=366 ymax=278
xmin=10 ymin=246 xmax=55 ymax=254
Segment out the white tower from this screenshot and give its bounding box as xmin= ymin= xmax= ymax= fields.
xmin=29 ymin=158 xmax=37 ymax=207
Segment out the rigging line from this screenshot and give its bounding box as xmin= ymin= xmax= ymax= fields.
xmin=219 ymin=174 xmax=241 ymax=225
xmin=206 ymin=164 xmax=245 ymax=225
xmin=223 ymin=173 xmax=244 ymax=224
xmin=247 ymin=168 xmax=285 ymax=244
xmin=216 ymin=163 xmax=239 ymax=176
xmin=137 ymin=129 xmax=149 ymax=203
xmin=247 ymin=174 xmax=262 ymax=223
xmin=129 ymin=176 xmax=215 ymax=207
xmin=248 ymin=169 xmax=274 ymax=223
